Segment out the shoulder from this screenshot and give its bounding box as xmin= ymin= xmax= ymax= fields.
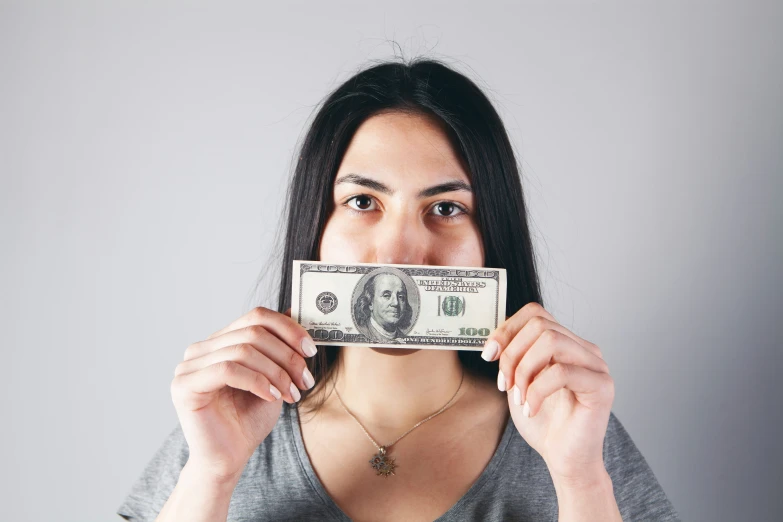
xmin=116 ymin=423 xmax=190 ymax=520
xmin=118 ymin=406 xmax=303 ymax=521
xmin=483 ymin=410 xmax=681 ymax=521
xmin=603 ymin=410 xmax=661 ymax=475
xmin=602 ymin=411 xmax=682 ymax=521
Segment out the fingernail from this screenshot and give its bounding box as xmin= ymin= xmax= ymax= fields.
xmin=269 ymin=384 xmax=282 ymax=400
xmin=522 ymin=401 xmax=530 ymax=418
xmin=513 ymin=385 xmax=522 ymax=406
xmin=290 ymin=382 xmax=301 ymax=402
xmin=302 ymin=367 xmax=315 ymax=389
xmin=481 ymin=340 xmax=499 ymax=361
xmin=497 ymin=369 xmax=506 ymax=392
xmin=302 ymin=338 xmax=318 ymax=357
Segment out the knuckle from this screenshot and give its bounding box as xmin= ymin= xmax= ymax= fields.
xmin=170 ymin=375 xmax=188 ymax=400
xmin=525 ymin=383 xmax=537 ymax=403
xmin=169 ymin=380 xmax=180 ymax=400
xmin=496 ymin=320 xmax=512 ymax=339
xmin=585 ymin=338 xmax=601 ymax=351
xmin=232 ymin=343 xmax=255 ymax=359
xmin=529 ymin=315 xmax=548 ymax=331
xmin=287 ymin=348 xmax=302 ymax=368
xmin=275 ymin=365 xmax=290 ymax=385
xmin=246 ymin=324 xmax=267 ymax=338
xmin=514 ymin=362 xmax=528 ymax=385
xmin=252 ymin=370 xmax=268 ymax=390
xmin=552 ymin=362 xmax=570 ymax=380
xmin=498 ymin=349 xmax=512 ymax=370
xmin=523 ymin=301 xmax=544 ymax=315
xmin=215 ymin=360 xmax=236 ymax=376
xmin=183 ymin=343 xmax=197 ymax=360
xmin=251 ymin=306 xmax=270 ymax=322
xmin=602 ymin=374 xmax=615 ymax=396
xmin=540 ymin=328 xmax=559 ymax=344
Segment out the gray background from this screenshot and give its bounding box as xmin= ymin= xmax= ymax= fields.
xmin=1 ymin=1 xmax=781 ymax=521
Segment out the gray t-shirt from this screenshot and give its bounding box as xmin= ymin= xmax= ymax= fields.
xmin=117 ymin=402 xmax=680 ymax=521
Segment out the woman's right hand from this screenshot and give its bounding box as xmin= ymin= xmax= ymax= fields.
xmin=170 ymin=306 xmax=318 ymax=483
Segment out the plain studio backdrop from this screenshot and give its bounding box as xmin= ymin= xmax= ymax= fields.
xmin=2 ymin=1 xmax=781 ymax=521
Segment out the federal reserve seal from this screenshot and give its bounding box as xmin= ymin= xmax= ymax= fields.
xmin=315 ymin=291 xmax=338 ymax=314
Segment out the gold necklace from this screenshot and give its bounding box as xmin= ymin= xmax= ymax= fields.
xmin=332 ymin=368 xmax=465 ymax=478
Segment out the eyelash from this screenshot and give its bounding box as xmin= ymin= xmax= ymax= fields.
xmin=342 ymin=194 xmax=469 ymax=222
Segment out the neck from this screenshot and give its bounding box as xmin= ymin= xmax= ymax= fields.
xmin=330 ymin=346 xmax=468 ymax=434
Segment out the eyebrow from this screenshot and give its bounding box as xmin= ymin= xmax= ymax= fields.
xmin=334 ymin=173 xmax=472 ymax=198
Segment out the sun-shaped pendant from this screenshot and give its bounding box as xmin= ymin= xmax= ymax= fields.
xmin=369 ymin=447 xmax=397 ymax=477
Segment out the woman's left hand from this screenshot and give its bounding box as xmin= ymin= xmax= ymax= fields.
xmin=482 ymin=302 xmax=615 ymax=485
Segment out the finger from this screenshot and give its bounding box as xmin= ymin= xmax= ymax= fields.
xmin=484 ymin=303 xmax=601 ymax=363
xmin=207 ymin=306 xmax=301 ymax=340
xmin=494 ymin=315 xmax=581 ymax=390
xmin=506 ymin=329 xmax=610 ymax=405
xmin=190 ymin=324 xmax=306 ymax=370
xmin=191 ymin=307 xmax=317 ymax=360
xmin=522 ymin=362 xmax=614 ymax=417
xmin=175 ymin=342 xmax=307 ymax=403
xmin=481 ymin=302 xmax=556 ymax=363
xmin=490 ymin=326 xmax=601 ymax=389
xmin=482 ymin=303 xmax=603 ymax=364
xmin=184 ymin=326 xmax=314 ymax=395
xmin=171 ymin=360 xmax=281 ymax=407
xmin=494 ymin=313 xmax=602 ymax=391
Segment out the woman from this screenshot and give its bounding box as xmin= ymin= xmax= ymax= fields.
xmin=118 ymin=58 xmax=680 ymax=521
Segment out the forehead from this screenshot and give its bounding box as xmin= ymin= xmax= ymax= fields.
xmin=375 ymin=273 xmax=404 ymax=289
xmin=335 ymin=111 xmax=470 ymax=187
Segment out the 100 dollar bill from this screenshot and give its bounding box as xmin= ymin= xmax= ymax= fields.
xmin=292 ymin=260 xmax=507 ymax=350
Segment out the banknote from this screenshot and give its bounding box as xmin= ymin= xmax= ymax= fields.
xmin=291 ymin=260 xmax=507 ymax=350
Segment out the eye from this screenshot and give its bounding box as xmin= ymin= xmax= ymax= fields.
xmin=344 ymin=194 xmax=377 ymax=211
xmin=343 ymin=195 xmax=469 ymax=221
xmin=430 ymin=201 xmax=468 ymax=220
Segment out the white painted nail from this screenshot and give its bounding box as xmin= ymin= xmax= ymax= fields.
xmin=269 ymin=384 xmax=282 ymax=400
xmin=302 ymin=338 xmax=318 ymax=357
xmin=497 ymin=369 xmax=506 ymax=392
xmin=522 ymin=401 xmax=530 ymax=418
xmin=513 ymin=385 xmax=522 ymax=406
xmin=302 ymin=367 xmax=315 ymax=389
xmin=290 ymin=382 xmax=301 ymax=402
xmin=481 ymin=340 xmax=499 ymax=361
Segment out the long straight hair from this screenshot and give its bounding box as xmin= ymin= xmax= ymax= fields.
xmin=256 ymin=57 xmax=543 ymax=415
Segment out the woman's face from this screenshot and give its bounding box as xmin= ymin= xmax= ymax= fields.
xmin=319 ymin=111 xmax=484 ymax=268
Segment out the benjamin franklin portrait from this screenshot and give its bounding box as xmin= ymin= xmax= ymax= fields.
xmin=351 ymin=269 xmax=419 ymax=343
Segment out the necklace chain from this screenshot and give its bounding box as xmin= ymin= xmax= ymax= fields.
xmin=332 ymin=368 xmax=465 ymax=453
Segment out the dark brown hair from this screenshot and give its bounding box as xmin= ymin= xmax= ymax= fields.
xmin=251 ymin=56 xmax=544 ymax=416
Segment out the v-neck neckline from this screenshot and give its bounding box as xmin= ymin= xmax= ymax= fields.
xmin=286 ymin=400 xmax=516 ymax=521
